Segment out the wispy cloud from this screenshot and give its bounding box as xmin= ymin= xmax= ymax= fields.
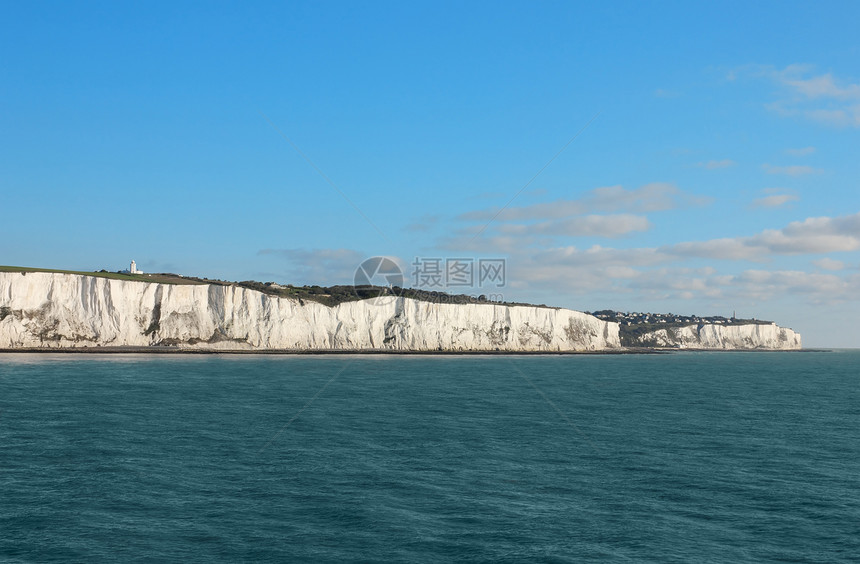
xmin=522 ymin=252 xmax=860 ymax=307
xmin=454 ymin=208 xmax=860 ymax=263
xmin=495 ymin=240 xmax=860 ymax=306
xmin=441 ymin=183 xmax=712 ymax=249
xmin=785 ymin=146 xmax=816 ymax=156
xmin=459 ymin=183 xmax=708 ymax=222
xmin=737 ymin=64 xmax=860 ymax=128
xmin=667 ymin=212 xmax=860 ymax=259
xmin=733 ymin=269 xmax=858 ymax=303
xmin=258 ymin=248 xmax=368 ymax=283
xmin=631 ymin=268 xmax=860 ymax=305
xmin=403 ymin=215 xmax=441 ymax=232
xmin=813 ymin=257 xmax=845 ymax=271
xmin=490 ymin=212 xmax=858 ymax=278
xmin=696 ymin=159 xmax=736 ymax=170
xmin=433 ymin=175 xmax=860 ymax=308
xmin=751 ymin=194 xmax=799 ymax=208
xmin=803 ymin=106 xmax=860 ymax=127
xmin=777 ymin=66 xmax=860 ymax=100
xmin=496 ymin=214 xmax=651 ymax=238
xmin=762 ymin=163 xmax=821 ymax=176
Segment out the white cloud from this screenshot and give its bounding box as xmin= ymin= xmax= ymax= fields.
xmin=447 ymin=208 xmax=860 ymax=263
xmin=626 ymin=267 xmax=733 ymax=300
xmin=752 ymin=225 xmax=858 ymax=254
xmin=586 ymin=183 xmax=710 ymax=212
xmin=258 ymin=248 xmax=369 ymax=283
xmin=752 ymin=194 xmax=799 ymax=208
xmin=734 ymin=269 xmax=858 ymax=303
xmin=636 ymin=267 xmax=860 ymax=305
xmin=508 ymin=249 xmax=860 ymax=308
xmin=434 ymin=197 xmax=860 ymax=313
xmin=501 ymin=246 xmax=668 ymax=294
xmin=497 ymin=214 xmax=651 ymax=238
xmin=740 ymin=65 xmax=860 ymax=128
xmin=436 ymin=232 xmax=542 ymax=253
xmin=696 ymin=159 xmax=736 ymax=170
xmin=532 ymin=245 xmax=667 ymax=268
xmin=520 ymin=255 xmax=860 ymax=307
xmin=813 ymin=258 xmax=845 ymax=271
xmin=668 ymin=238 xmax=764 ymax=261
xmin=459 ymin=182 xmax=707 ymax=222
xmin=449 ymin=183 xmax=711 ymax=246
xmin=762 ymin=164 xmax=821 ymax=176
xmin=804 ymin=106 xmax=860 ymax=128
xmin=778 ymin=67 xmax=860 ymax=100
xmin=666 ymin=212 xmax=860 ymax=259
xmin=785 ymin=146 xmax=816 ymax=156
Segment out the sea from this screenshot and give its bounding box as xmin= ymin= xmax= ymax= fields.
xmin=1 ymin=351 xmax=858 ymax=563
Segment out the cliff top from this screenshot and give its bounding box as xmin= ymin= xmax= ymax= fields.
xmin=0 ymin=267 xmax=778 ymax=332
xmin=0 ymin=266 xmax=552 ymax=309
xmin=0 ymin=266 xmax=203 ymax=286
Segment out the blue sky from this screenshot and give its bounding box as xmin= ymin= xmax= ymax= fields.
xmin=2 ymin=1 xmax=859 ymax=346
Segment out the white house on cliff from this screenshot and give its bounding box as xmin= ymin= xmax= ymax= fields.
xmin=121 ymin=260 xmax=143 ymax=275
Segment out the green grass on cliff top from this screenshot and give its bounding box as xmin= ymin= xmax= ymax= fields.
xmin=0 ymin=265 xmax=534 ymax=308
xmin=0 ymin=266 xmax=773 ymax=327
xmin=0 ymin=266 xmax=204 ymax=285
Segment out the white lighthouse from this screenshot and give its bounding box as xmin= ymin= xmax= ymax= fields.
xmin=129 ymin=260 xmax=143 ymax=275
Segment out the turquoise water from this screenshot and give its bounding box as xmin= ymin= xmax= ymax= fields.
xmin=1 ymin=352 xmax=858 ymax=562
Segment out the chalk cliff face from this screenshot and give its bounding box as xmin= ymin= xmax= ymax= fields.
xmin=0 ymin=272 xmax=619 ymax=351
xmin=629 ymin=323 xmax=802 ymax=350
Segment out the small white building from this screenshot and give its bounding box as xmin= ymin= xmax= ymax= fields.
xmin=122 ymin=260 xmax=144 ymax=275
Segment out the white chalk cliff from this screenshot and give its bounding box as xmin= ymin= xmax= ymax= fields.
xmin=0 ymin=272 xmax=619 ymax=351
xmin=629 ymin=323 xmax=801 ymax=350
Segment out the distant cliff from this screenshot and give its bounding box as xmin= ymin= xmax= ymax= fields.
xmin=0 ymin=272 xmax=619 ymax=351
xmin=0 ymin=271 xmax=803 ymax=352
xmin=627 ymin=323 xmax=802 ymax=350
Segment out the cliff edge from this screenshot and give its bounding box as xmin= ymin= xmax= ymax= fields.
xmin=0 ymin=272 xmax=619 ymax=351
xmin=0 ymin=271 xmax=802 ymax=352
xmin=628 ymin=323 xmax=802 ymax=350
